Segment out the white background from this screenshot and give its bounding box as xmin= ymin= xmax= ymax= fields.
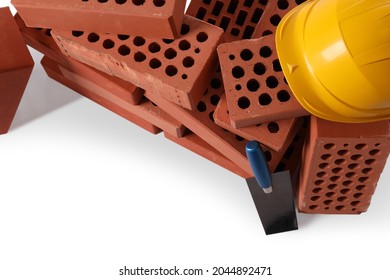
xmin=1 ymin=1 xmax=390 ymax=279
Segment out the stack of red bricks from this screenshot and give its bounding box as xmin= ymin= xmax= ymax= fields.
xmin=2 ymin=0 xmax=390 ymax=216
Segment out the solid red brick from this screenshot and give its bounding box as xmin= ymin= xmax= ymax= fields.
xmin=0 ymin=7 xmax=34 ymax=135
xmin=164 ymin=131 xmax=251 ymax=178
xmin=214 ymin=93 xmax=302 ymax=152
xmin=14 ymin=14 xmax=144 ymax=106
xmin=42 ymin=56 xmax=161 ymax=135
xmin=51 ymin=16 xmax=224 ymax=110
xmin=298 ymin=116 xmax=390 ymax=214
xmin=12 ymin=0 xmax=186 ymax=39
xmin=186 ymin=0 xmax=267 ymax=42
xmin=252 ymin=0 xmax=306 ymax=38
xmin=217 ymin=34 xmax=308 ymax=127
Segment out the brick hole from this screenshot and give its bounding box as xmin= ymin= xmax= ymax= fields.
xmin=132 ymin=0 xmax=145 ymax=5
xmin=329 ymin=176 xmax=341 ymax=182
xmin=232 ymin=66 xmax=245 ymax=78
xmin=335 ymin=205 xmax=345 ymax=211
xmin=182 ymin=74 xmax=188 ymax=80
xmin=236 ymin=84 xmax=242 ymax=90
xmin=262 ymin=30 xmax=273 ymax=36
xmin=243 ymin=25 xmax=255 ymax=39
xmin=203 ymin=0 xmax=212 ymax=4
xmin=103 ymin=39 xmax=115 ymax=49
xmin=194 ymin=48 xmax=200 ymax=54
xmin=240 ymin=49 xmax=253 ymax=61
xmin=272 ymin=59 xmax=282 ymax=72
xmin=254 ymin=62 xmax=266 ymax=75
xmin=361 ymin=168 xmax=373 ymax=174
xmin=345 ymin=172 xmax=357 ymax=178
xmin=270 ymin=14 xmax=281 ymax=26
xmin=227 ymin=0 xmax=239 ymax=14
xmin=209 ymin=111 xmax=215 ymax=122
xmin=212 ymin=1 xmax=224 ymax=16
xmin=365 ymin=159 xmax=376 ymax=165
xmin=251 ymin=8 xmax=264 ymax=24
xmin=134 ymin=51 xmax=146 ymax=62
xmin=311 ymin=196 xmax=320 ymax=202
xmin=162 ymin=38 xmax=174 ymax=44
xmin=148 ymin=42 xmax=161 ymax=53
xmin=337 ymin=196 xmax=348 ymax=202
xmin=116 ymin=0 xmax=127 ymax=4
xmin=98 ymin=0 xmax=108 ymax=3
xmin=369 ymin=149 xmax=381 ymax=156
xmin=133 ymin=36 xmax=145 ymax=46
xmin=266 ymin=76 xmax=278 ymax=88
xmin=229 ymin=54 xmax=235 ymax=60
xmin=327 ymin=184 xmax=338 ymax=190
xmin=197 ymin=101 xmax=207 ymax=112
xmin=284 ymin=145 xmax=295 ymax=159
xmin=277 ymin=0 xmax=289 ymax=10
xmin=236 ymin=10 xmax=248 ymax=26
xmin=335 ymin=159 xmax=346 ymax=166
xmin=340 ymin=188 xmax=351 ymax=194
xmin=260 ymin=46 xmax=272 ymax=58
xmin=375 ymin=143 xmax=381 ymax=147
xmin=355 ymin=143 xmax=367 ymax=150
xmin=238 ymin=97 xmax=251 ymax=109
xmin=264 ymin=150 xmax=272 ymax=161
xmin=244 ymin=0 xmax=254 ymax=7
xmin=313 ymin=188 xmax=323 ymax=193
xmin=236 ymin=135 xmax=245 ymax=141
xmin=210 ymin=78 xmax=222 ymax=89
xmin=164 ymin=48 xmax=177 ymax=59
xmin=344 ymin=143 xmax=349 ymax=147
xmin=324 ymin=200 xmax=334 ymax=206
xmin=353 ymin=185 xmax=365 ymax=192
xmin=326 ymin=192 xmax=336 ymax=198
xmin=337 ymin=149 xmax=349 ymax=156
xmin=296 ymin=0 xmax=306 ymax=4
xmin=348 ymin=163 xmax=359 ymax=169
xmin=351 ymin=154 xmax=363 ymax=161
xmin=88 ymin=33 xmax=100 ymax=43
xmin=316 ymin=171 xmax=326 ymax=178
xmin=354 ymin=193 xmax=364 ymax=199
xmin=324 ymin=143 xmax=335 ymax=150
xmin=259 ymin=93 xmax=272 ymax=105
xmin=259 ymin=0 xmax=268 ymax=5
xmin=196 ymin=7 xmax=207 ymax=20
xmin=277 ymin=90 xmax=290 ymax=102
xmin=342 ymin=180 xmax=353 ymax=186
xmin=358 ymin=177 xmax=369 ymax=183
xmin=231 ymin=28 xmax=240 ymax=36
xmin=153 ymin=0 xmax=165 ymax=7
xmin=267 ymin=122 xmax=279 ymax=133
xmin=197 ymin=32 xmax=209 ymax=42
xmin=208 ymin=18 xmax=217 ymax=25
xmin=321 ymin=154 xmax=332 ymax=160
xmin=314 ymin=180 xmax=325 ymax=186
xmin=179 ymin=40 xmax=191 ymax=51
xmin=319 ymin=163 xmax=330 ymax=169
xmin=149 ymin=58 xmax=162 ymax=69
xmin=118 ymin=45 xmax=131 ymax=56
xmin=351 ymin=201 xmax=361 ymax=207
xmin=210 ymin=95 xmax=220 ymax=106
xmin=219 ymin=17 xmax=231 ymax=32
xmin=165 ymin=65 xmax=178 ymax=77
xmin=118 ymin=34 xmax=130 ymax=40
xmin=247 ymin=79 xmax=260 ymax=92
xmin=183 ymin=57 xmax=195 ymax=68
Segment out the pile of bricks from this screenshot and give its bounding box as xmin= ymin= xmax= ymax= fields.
xmin=1 ymin=0 xmax=389 ymax=217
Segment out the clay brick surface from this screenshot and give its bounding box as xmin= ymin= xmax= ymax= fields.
xmin=0 ymin=7 xmax=34 ymax=134
xmin=52 ymin=16 xmax=223 ymax=110
xmin=187 ymin=0 xmax=267 ymax=42
xmin=165 ymin=131 xmax=251 ymax=178
xmin=214 ymin=93 xmax=302 ymax=151
xmin=217 ymin=35 xmax=308 ymax=128
xmin=252 ymin=0 xmax=306 ymax=38
xmin=298 ymin=116 xmax=390 ymax=214
xmin=14 ymin=14 xmax=144 ymax=106
xmin=42 ymin=56 xmax=161 ymax=135
xmin=12 ymin=0 xmax=186 ymax=39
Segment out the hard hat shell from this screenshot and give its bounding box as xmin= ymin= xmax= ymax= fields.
xmin=276 ymin=0 xmax=390 ymax=123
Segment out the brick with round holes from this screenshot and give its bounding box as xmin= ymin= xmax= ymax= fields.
xmin=0 ymin=7 xmax=34 ymax=135
xmin=12 ymin=0 xmax=186 ymax=39
xmin=14 ymin=14 xmax=145 ymax=106
xmin=298 ymin=116 xmax=390 ymax=214
xmin=52 ymin=15 xmax=224 ymax=110
xmin=42 ymin=56 xmax=162 ymax=135
xmin=252 ymin=0 xmax=307 ymax=38
xmin=217 ymin=34 xmax=308 ymax=128
xmin=186 ymin=0 xmax=268 ymax=43
xmin=214 ymin=93 xmax=303 ymax=152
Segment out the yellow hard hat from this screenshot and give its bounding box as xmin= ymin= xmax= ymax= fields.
xmin=276 ymin=0 xmax=390 ymax=123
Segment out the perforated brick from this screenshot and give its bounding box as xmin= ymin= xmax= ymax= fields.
xmin=214 ymin=93 xmax=302 ymax=152
xmin=52 ymin=15 xmax=223 ymax=110
xmin=186 ymin=0 xmax=268 ymax=42
xmin=144 ymin=69 xmax=284 ymax=175
xmin=12 ymin=0 xmax=186 ymax=39
xmin=0 ymin=7 xmax=34 ymax=135
xmin=165 ymin=131 xmax=251 ymax=178
xmin=14 ymin=14 xmax=144 ymax=106
xmin=252 ymin=0 xmax=306 ymax=38
xmin=298 ymin=116 xmax=390 ymax=214
xmin=217 ymin=34 xmax=308 ymax=128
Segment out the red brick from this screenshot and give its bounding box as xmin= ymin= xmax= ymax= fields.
xmin=186 ymin=0 xmax=267 ymax=42
xmin=51 ymin=16 xmax=224 ymax=110
xmin=214 ymin=93 xmax=302 ymax=152
xmin=298 ymin=116 xmax=390 ymax=214
xmin=217 ymin=34 xmax=308 ymax=128
xmin=164 ymin=131 xmax=251 ymax=178
xmin=252 ymin=0 xmax=306 ymax=38
xmin=0 ymin=7 xmax=34 ymax=135
xmin=14 ymin=14 xmax=144 ymax=106
xmin=12 ymin=0 xmax=186 ymax=39
xmin=42 ymin=56 xmax=161 ymax=135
